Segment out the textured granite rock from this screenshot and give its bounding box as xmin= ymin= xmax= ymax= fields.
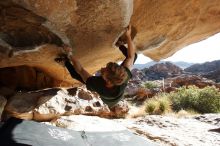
xmin=4 ymin=86 xmax=129 ymax=121
xmin=1 ymin=0 xmax=220 ymax=88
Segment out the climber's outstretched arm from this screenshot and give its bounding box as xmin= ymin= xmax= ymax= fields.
xmin=121 ymin=24 xmax=136 ymax=70
xmin=63 ymin=46 xmax=92 ymax=83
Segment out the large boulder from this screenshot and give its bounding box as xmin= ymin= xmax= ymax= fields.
xmin=0 ymin=0 xmax=133 ymax=89
xmin=1 ymin=0 xmax=220 ymax=88
xmin=3 ymin=86 xmax=129 ymax=121
xmin=131 ymin=0 xmax=220 ymax=60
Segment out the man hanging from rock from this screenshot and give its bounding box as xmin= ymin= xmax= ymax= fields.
xmin=56 ymin=24 xmax=137 ymax=107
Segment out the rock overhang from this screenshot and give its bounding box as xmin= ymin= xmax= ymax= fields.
xmin=1 ymin=0 xmax=220 ymax=89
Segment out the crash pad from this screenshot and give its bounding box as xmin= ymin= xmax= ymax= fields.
xmin=0 ymin=118 xmax=156 ymax=146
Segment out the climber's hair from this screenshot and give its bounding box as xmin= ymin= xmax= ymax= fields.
xmin=102 ymin=62 xmax=128 ymax=85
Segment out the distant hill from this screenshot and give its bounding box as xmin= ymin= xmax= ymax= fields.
xmin=184 ymin=60 xmax=220 ymax=73
xmin=134 ymin=61 xmax=194 ymax=70
xmin=143 ymin=62 xmax=183 ymax=80
xmin=184 ymin=60 xmax=220 ymax=83
xmin=132 ymin=60 xmax=220 ymax=83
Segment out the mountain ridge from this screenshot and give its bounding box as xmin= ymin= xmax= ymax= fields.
xmin=134 ymin=61 xmax=194 ymax=70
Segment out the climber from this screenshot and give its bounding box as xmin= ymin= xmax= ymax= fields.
xmin=56 ymin=24 xmax=137 ymax=107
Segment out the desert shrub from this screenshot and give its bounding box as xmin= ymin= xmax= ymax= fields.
xmin=196 ymin=86 xmax=220 ymax=113
xmin=145 ymin=99 xmax=157 ymax=114
xmin=158 ymin=95 xmax=171 ymax=113
xmin=145 ymin=93 xmax=171 ymax=115
xmin=143 ymin=81 xmax=158 ymax=89
xmin=169 ymin=85 xmax=220 ymax=113
xmin=169 ymin=86 xmax=199 ymax=111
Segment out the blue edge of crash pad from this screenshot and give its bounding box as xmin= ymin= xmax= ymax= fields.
xmin=0 ymin=118 xmax=157 ymax=146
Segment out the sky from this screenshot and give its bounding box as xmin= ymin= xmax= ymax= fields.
xmin=135 ymin=33 xmax=220 ymax=64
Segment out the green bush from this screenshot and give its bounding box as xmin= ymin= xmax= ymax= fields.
xmin=196 ymin=86 xmax=220 ymax=113
xmin=169 ymin=86 xmax=220 ymax=113
xmin=169 ymin=86 xmax=199 ymax=111
xmin=145 ymin=99 xmax=157 ymax=114
xmin=144 ymin=85 xmax=220 ymax=114
xmin=158 ymin=96 xmax=171 ymax=113
xmin=145 ymin=93 xmax=171 ymax=115
xmin=142 ymin=81 xmax=158 ymax=89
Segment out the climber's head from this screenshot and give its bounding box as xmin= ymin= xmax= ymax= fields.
xmin=101 ymin=62 xmax=128 ymax=86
